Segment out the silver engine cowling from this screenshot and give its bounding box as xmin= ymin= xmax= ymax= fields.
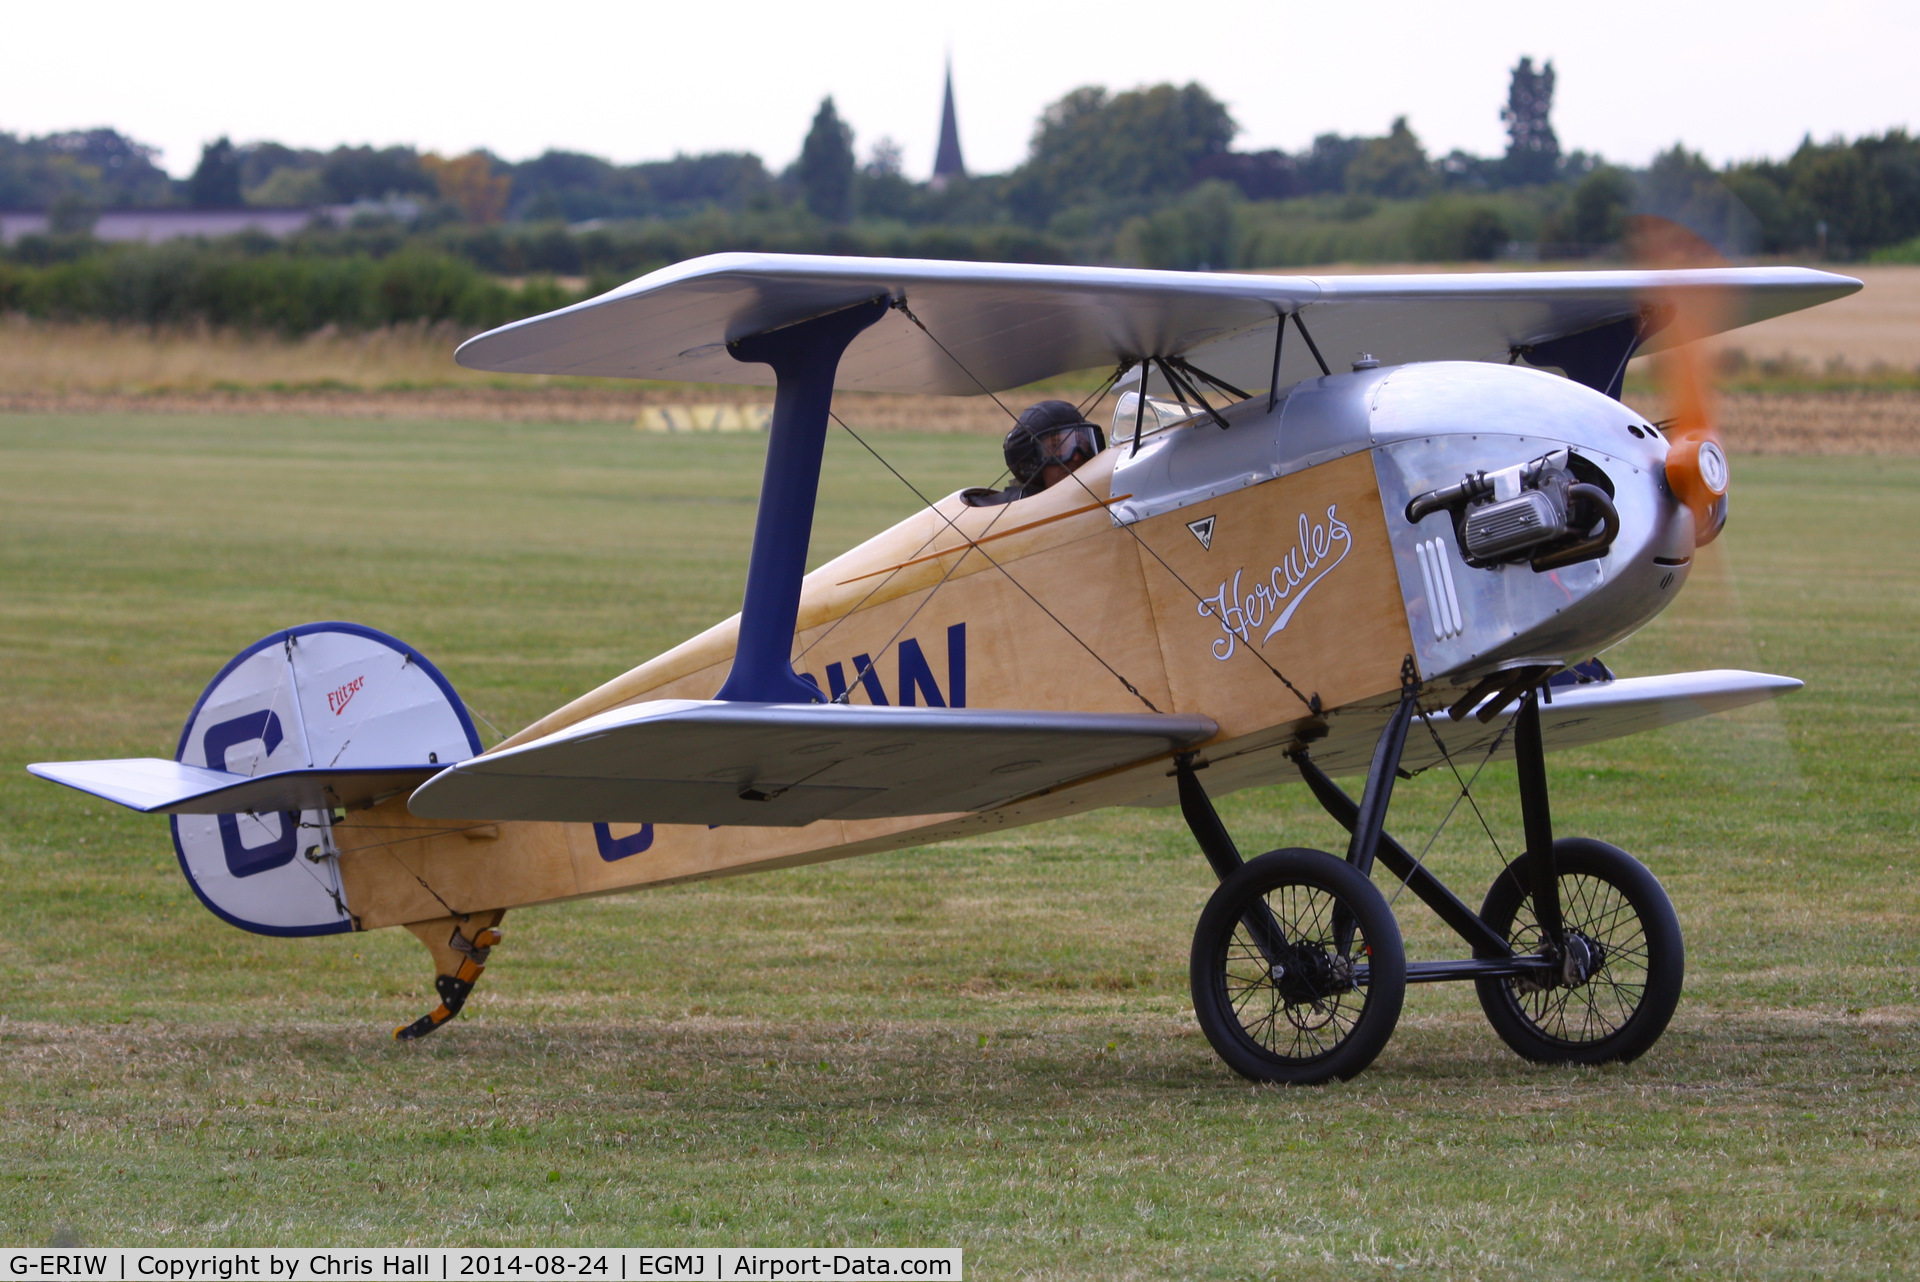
xmin=1110 ymin=361 xmax=1694 ymax=689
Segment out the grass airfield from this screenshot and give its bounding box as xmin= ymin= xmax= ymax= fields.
xmin=1 ymin=411 xmax=1917 ymax=1276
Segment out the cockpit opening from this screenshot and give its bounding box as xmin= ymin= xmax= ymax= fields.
xmin=962 ymin=400 xmax=1107 ymax=506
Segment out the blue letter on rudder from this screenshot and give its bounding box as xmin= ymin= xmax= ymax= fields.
xmin=203 ymin=710 xmax=299 ymax=878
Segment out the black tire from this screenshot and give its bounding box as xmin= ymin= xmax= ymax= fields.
xmin=1190 ymin=848 xmax=1406 ymax=1085
xmin=1475 ymin=838 xmax=1684 ymax=1065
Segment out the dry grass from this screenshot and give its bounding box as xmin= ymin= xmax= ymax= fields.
xmin=4 ymin=263 xmax=1918 ymax=448
xmin=1714 ymin=391 xmax=1920 ymax=455
xmin=0 ymin=317 xmax=1029 ymax=431
xmin=0 ymin=316 xmax=513 ymax=395
xmin=0 ymin=385 xmax=1025 ymax=432
xmin=1715 ymin=265 xmax=1920 ymax=370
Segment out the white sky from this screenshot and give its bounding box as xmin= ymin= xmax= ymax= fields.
xmin=5 ymin=0 xmax=1913 ymax=181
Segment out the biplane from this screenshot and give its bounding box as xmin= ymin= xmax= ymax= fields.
xmin=31 ymin=252 xmax=1859 ymax=1083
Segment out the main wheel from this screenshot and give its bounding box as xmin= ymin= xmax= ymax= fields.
xmin=1475 ymin=838 xmax=1684 ymax=1065
xmin=1190 ymin=848 xmax=1406 ymax=1085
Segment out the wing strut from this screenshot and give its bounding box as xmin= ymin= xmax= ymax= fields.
xmin=1292 ymin=310 xmax=1331 ymax=376
xmin=714 ymin=297 xmax=890 ymax=703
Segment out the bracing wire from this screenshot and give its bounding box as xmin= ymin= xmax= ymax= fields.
xmin=893 ymin=300 xmax=1321 ymax=717
xmin=377 ymin=842 xmax=461 ymax=918
xmin=892 ymin=298 xmax=1021 ymax=423
xmin=1419 ymin=710 xmax=1513 ymax=862
xmin=1076 ymin=361 xmax=1134 ymax=419
xmin=790 ymin=478 xmax=989 ymax=667
xmin=465 ymin=705 xmax=508 ymax=745
xmin=828 ymin=411 xmax=1162 ymax=713
xmin=1387 ymin=709 xmax=1515 ymax=908
xmin=1154 ymin=357 xmax=1228 ymax=428
xmin=1412 ymin=707 xmax=1527 ymax=902
xmin=1051 ymin=452 xmax=1319 ymax=716
xmin=828 ymin=498 xmax=1017 ymax=707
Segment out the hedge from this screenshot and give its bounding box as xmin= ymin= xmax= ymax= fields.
xmin=0 ymin=245 xmax=576 ymax=333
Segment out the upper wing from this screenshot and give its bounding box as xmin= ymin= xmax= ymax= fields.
xmin=454 ymin=252 xmax=1860 ymax=394
xmin=407 ymin=699 xmax=1218 ymax=826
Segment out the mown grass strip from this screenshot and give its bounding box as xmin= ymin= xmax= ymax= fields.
xmin=1 ymin=415 xmax=1916 ymax=1274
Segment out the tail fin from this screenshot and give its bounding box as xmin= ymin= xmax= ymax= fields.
xmin=30 ymin=622 xmax=480 ymax=937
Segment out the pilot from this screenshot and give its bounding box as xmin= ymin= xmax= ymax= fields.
xmin=962 ymin=401 xmax=1106 ymax=506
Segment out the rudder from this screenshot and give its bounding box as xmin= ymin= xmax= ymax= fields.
xmin=169 ymin=622 xmax=481 ymax=936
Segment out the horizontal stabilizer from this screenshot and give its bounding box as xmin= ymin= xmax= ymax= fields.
xmin=28 ymin=758 xmax=440 ymax=814
xmin=408 ymin=700 xmax=1218 ymax=826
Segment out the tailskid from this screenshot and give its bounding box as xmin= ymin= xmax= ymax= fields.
xmin=395 ymin=912 xmax=506 ymax=1040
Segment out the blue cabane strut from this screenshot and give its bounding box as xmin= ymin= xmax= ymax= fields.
xmin=714 ymin=297 xmax=891 ymax=703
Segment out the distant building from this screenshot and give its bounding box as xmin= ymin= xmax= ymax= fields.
xmin=0 ymin=199 xmax=420 ymax=246
xmin=931 ymin=60 xmax=966 ymax=190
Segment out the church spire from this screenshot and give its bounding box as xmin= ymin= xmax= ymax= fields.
xmin=931 ymin=58 xmax=966 ymax=189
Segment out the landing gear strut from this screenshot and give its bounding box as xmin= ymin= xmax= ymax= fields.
xmin=1178 ymin=668 xmax=1682 ymax=1084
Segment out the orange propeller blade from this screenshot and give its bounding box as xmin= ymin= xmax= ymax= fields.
xmin=1630 ymin=216 xmax=1730 ymax=545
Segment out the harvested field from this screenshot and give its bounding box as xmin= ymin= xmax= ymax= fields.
xmin=0 ymin=385 xmax=1033 ymax=432
xmin=1715 ymin=391 xmax=1920 ymax=455
xmin=0 ymin=315 xmax=1079 ymax=431
xmin=3 ymin=264 xmax=1915 ymax=451
xmin=4 ymin=382 xmax=1914 ymax=455
xmin=1716 ymin=264 xmax=1920 ymax=370
xmin=0 ymin=315 xmax=515 ymax=395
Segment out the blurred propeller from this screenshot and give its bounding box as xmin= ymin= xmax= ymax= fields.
xmin=1629 ymin=216 xmax=1731 ymax=545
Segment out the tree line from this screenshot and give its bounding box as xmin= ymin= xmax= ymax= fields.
xmin=2 ymin=60 xmax=1916 ymax=334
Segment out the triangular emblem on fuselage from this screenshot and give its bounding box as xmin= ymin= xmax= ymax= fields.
xmin=1187 ymin=516 xmax=1216 ymax=550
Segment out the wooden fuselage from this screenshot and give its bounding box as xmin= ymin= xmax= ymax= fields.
xmin=332 ymin=361 xmax=1690 ymax=931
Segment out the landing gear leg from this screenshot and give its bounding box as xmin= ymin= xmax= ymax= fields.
xmin=395 ymin=910 xmax=506 ymax=1041
xmin=1176 ymin=732 xmax=1409 ymax=1085
xmin=1484 ymin=688 xmax=1685 ymax=1062
xmin=1513 ymin=689 xmax=1565 ymax=948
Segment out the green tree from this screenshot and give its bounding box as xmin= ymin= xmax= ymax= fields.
xmin=0 ymin=129 xmax=173 ymax=209
xmin=1410 ymin=196 xmax=1512 ymax=261
xmin=856 ymin=138 xmax=916 ymax=220
xmin=1344 ymin=118 xmax=1433 ymax=198
xmin=319 ymin=146 xmax=436 ymax=204
xmin=1640 ymin=145 xmax=1759 ymax=254
xmin=1296 ymin=134 xmax=1366 ymax=194
xmin=1122 ymin=181 xmax=1241 ymax=269
xmin=797 ymin=98 xmax=855 ymax=222
xmin=1855 ymin=130 xmax=1920 ymax=246
xmin=1790 ymin=142 xmax=1893 ymax=256
xmin=1720 ymin=163 xmax=1807 ymax=253
xmin=1009 ymin=83 xmax=1237 ymax=225
xmin=1552 ymin=166 xmax=1633 ymax=247
xmin=1500 ymin=57 xmax=1560 ymax=186
xmin=189 ymin=137 xmax=245 ymax=208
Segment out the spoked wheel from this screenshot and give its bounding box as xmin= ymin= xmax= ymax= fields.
xmin=1191 ymin=848 xmax=1406 ymax=1085
xmin=1475 ymin=838 xmax=1684 ymax=1065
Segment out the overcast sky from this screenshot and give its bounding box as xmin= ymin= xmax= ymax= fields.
xmin=7 ymin=0 xmax=1913 ymax=181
